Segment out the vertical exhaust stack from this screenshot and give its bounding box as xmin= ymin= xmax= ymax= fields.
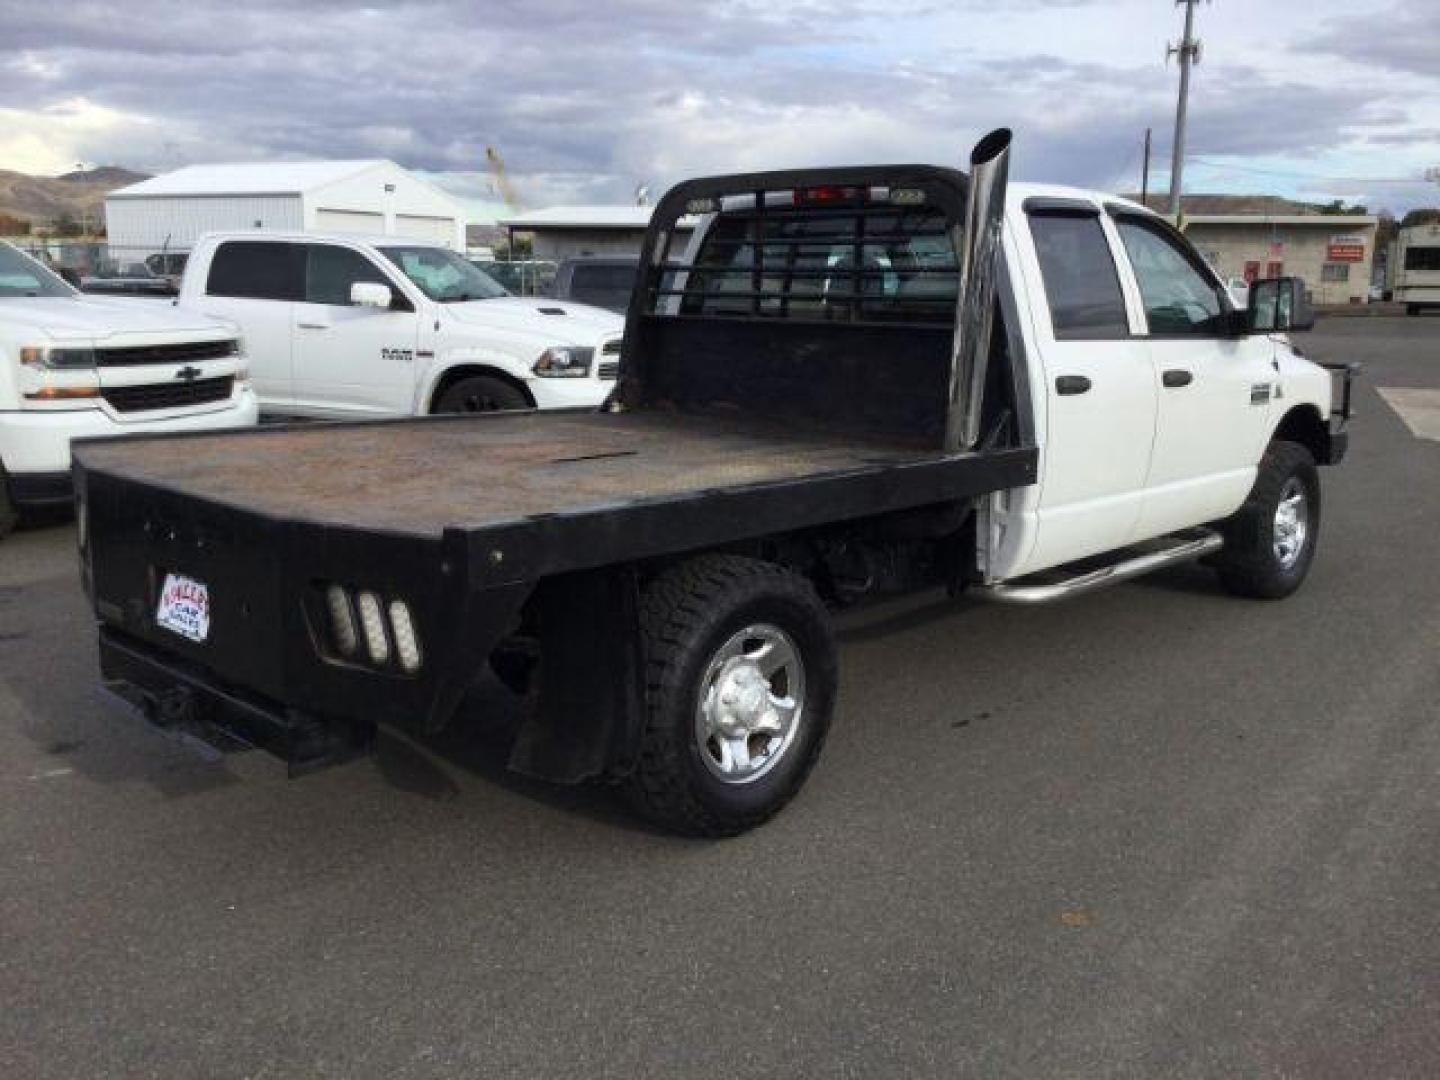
xmin=945 ymin=127 xmax=1013 ymax=454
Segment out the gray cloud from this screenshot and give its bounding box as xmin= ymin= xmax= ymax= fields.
xmin=1 ymin=0 xmax=1436 ymax=214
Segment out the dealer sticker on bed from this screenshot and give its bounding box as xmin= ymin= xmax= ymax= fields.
xmin=156 ymin=573 xmax=211 ymax=643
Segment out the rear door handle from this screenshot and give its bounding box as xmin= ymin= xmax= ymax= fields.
xmin=1055 ymin=375 xmax=1091 ymax=396
xmin=297 ymin=319 xmax=331 ymax=330
xmin=1162 ymin=369 xmax=1193 ymax=388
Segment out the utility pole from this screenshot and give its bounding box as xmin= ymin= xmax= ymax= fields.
xmin=1141 ymin=127 xmax=1153 ymax=206
xmin=1167 ymin=0 xmax=1205 ymax=217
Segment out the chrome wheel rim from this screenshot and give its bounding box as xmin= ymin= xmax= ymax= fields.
xmin=1273 ymin=478 xmax=1309 ymax=569
xmin=695 ymin=624 xmax=805 ymax=785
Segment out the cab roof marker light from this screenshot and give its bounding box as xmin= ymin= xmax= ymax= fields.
xmin=889 ymin=188 xmax=928 ymax=206
xmin=796 ymin=185 xmax=868 ymax=206
xmin=685 ymin=197 xmax=719 ymax=215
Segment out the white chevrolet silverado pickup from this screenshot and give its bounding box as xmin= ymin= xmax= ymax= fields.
xmin=0 ymin=241 xmax=257 ymax=539
xmin=173 ymin=232 xmax=624 ymax=419
xmin=74 ymin=130 xmax=1357 ymax=836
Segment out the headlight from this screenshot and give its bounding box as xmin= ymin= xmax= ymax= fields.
xmin=20 ymin=346 xmax=97 ymax=370
xmin=532 ymin=346 xmax=594 ymax=378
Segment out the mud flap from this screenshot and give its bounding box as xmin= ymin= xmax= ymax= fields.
xmin=506 ymin=566 xmax=645 ymax=784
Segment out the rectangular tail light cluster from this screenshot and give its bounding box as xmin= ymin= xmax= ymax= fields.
xmin=318 ymin=583 xmax=422 ymax=674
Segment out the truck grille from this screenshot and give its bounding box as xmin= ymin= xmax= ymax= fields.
xmin=96 ymin=340 xmax=239 ymax=367
xmin=102 ymin=376 xmax=234 ymax=413
xmin=600 ymin=338 xmax=622 ymax=355
xmin=597 ymin=361 xmax=620 ymax=379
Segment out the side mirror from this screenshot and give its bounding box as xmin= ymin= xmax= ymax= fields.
xmin=350 ymin=282 xmax=393 ymax=309
xmin=1248 ymin=276 xmax=1315 ymax=333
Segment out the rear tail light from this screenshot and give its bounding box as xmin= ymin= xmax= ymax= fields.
xmin=326 ymin=585 xmax=358 ymax=657
xmin=355 ymin=591 xmax=390 ymax=665
xmin=317 ymin=583 xmax=423 ymax=675
xmin=388 ymin=600 xmax=422 ymax=673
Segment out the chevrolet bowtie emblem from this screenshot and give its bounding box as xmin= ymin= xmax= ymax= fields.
xmin=175 ymin=365 xmax=202 ymax=381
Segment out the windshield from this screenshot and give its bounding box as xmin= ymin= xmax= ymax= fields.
xmin=379 ymin=246 xmax=509 ymax=302
xmin=0 ymin=244 xmax=76 ymax=298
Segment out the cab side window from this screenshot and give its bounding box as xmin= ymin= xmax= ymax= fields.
xmin=1114 ymin=218 xmax=1227 ymax=335
xmin=207 ymin=241 xmax=304 ymax=301
xmin=1027 ymin=212 xmax=1130 ymax=340
xmin=304 ymin=245 xmax=411 ymax=310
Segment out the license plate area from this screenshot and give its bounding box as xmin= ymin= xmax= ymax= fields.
xmin=156 ymin=572 xmax=211 ymax=643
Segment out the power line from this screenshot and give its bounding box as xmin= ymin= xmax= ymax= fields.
xmin=1186 ymin=157 xmax=1435 ymax=185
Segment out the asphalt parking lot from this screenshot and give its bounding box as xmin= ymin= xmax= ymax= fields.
xmin=2 ymin=316 xmax=1437 ymax=1079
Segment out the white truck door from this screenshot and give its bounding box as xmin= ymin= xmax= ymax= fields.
xmin=1018 ymin=203 xmax=1158 ymax=571
xmin=290 ymin=243 xmax=419 ymax=418
xmin=198 ymin=240 xmax=302 ymax=411
xmin=1109 ymin=214 xmax=1275 ymax=537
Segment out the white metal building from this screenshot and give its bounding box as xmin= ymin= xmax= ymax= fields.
xmin=498 ymin=206 xmax=698 ymax=261
xmin=105 ymin=160 xmax=468 ymax=255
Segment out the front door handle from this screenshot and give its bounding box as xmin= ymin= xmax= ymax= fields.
xmin=1055 ymin=375 xmax=1091 ymax=396
xmin=297 ymin=318 xmax=331 ymax=330
xmin=1162 ymin=369 xmax=1194 ymax=388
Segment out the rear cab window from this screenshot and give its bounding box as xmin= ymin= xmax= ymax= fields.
xmin=1026 ymin=210 xmax=1130 ymax=340
xmin=206 ymin=241 xmax=304 ymax=301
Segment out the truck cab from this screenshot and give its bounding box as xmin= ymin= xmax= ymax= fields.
xmin=0 ymin=241 xmax=257 ymax=539
xmin=178 ymin=232 xmax=624 ymax=418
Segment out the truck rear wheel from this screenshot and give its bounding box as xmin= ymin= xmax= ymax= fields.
xmin=1214 ymin=440 xmax=1320 ymax=599
xmin=433 ymin=374 xmax=529 ymax=413
xmin=628 ymin=555 xmax=836 ymax=837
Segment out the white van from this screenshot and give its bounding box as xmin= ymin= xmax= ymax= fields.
xmin=178 ymin=233 xmax=624 ymax=418
xmin=0 ymin=242 xmax=257 ymax=538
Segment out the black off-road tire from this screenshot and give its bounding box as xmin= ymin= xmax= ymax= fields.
xmin=433 ymin=375 xmax=529 ymax=414
xmin=627 ymin=555 xmax=837 ymax=838
xmin=0 ymin=466 xmax=18 ymax=541
xmin=1214 ymin=440 xmax=1321 ymax=600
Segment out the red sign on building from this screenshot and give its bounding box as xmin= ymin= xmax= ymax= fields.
xmin=1327 ymin=236 xmax=1366 ymax=262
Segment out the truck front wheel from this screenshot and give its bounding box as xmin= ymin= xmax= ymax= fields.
xmin=433 ymin=374 xmax=529 ymax=413
xmin=628 ymin=555 xmax=837 ymax=837
xmin=1214 ymin=440 xmax=1320 ymax=599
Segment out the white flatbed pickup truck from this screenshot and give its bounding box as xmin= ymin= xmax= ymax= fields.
xmin=0 ymin=241 xmax=257 ymax=539
xmin=173 ymin=232 xmax=624 ymax=419
xmin=74 ymin=130 xmax=1357 ymax=836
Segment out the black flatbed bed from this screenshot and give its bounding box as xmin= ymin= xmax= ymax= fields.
xmin=74 ymin=410 xmax=1035 ymax=559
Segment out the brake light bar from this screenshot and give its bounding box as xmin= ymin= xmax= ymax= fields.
xmin=795 ymin=185 xmax=868 ymax=206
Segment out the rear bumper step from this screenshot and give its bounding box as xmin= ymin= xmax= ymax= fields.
xmin=976 ymin=527 xmax=1223 ymax=605
xmin=99 ymin=627 xmax=374 ymax=775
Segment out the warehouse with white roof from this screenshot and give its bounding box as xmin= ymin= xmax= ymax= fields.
xmin=104 ymin=160 xmax=468 ymax=257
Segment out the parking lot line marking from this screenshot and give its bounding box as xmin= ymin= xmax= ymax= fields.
xmin=26 ymin=767 xmax=74 ymax=781
xmin=1376 ymin=387 xmax=1440 ymax=442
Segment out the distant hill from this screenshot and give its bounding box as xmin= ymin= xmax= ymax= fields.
xmin=0 ymin=166 xmax=150 ymax=232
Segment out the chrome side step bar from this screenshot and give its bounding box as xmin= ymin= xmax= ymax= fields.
xmin=975 ymin=527 xmax=1223 ymax=605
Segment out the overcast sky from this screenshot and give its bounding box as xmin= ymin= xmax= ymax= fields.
xmin=2 ymin=0 xmax=1437 ymax=220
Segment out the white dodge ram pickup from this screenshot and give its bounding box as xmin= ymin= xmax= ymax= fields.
xmin=74 ymin=130 xmax=1358 ymax=836
xmin=0 ymin=241 xmax=257 ymax=539
xmin=173 ymin=232 xmax=624 ymax=419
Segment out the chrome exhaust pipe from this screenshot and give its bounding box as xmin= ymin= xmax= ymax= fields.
xmin=945 ymin=127 xmax=1012 ymax=453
